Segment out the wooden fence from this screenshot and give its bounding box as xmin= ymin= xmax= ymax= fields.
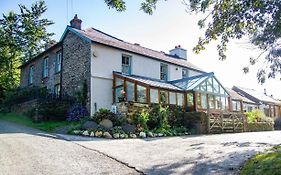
xmin=207 ymin=111 xmax=246 ymax=134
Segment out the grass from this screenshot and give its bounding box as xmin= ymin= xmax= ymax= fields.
xmin=0 ymin=113 xmax=80 ymax=132
xmin=240 ymin=146 xmax=281 ymax=175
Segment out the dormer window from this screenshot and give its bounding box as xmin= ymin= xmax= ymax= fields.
xmin=160 ymin=63 xmax=168 ymax=81
xmin=182 ymin=68 xmax=189 ymax=78
xmin=122 ymin=55 xmax=131 ymax=74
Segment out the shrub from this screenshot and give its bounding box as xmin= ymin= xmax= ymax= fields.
xmin=168 ymin=105 xmax=184 ymax=127
xmin=274 ymin=117 xmax=281 ymax=130
xmin=93 ymin=108 xmax=116 ymax=124
xmin=66 ymin=104 xmax=89 ymax=122
xmin=134 ymin=109 xmax=150 ymax=130
xmin=245 ymin=110 xmax=273 ymax=123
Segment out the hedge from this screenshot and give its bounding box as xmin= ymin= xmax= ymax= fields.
xmin=246 ymin=122 xmax=274 ymax=132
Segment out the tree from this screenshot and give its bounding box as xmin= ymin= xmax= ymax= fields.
xmin=105 ymin=0 xmax=281 ymax=83
xmin=0 ymin=0 xmax=53 ymax=102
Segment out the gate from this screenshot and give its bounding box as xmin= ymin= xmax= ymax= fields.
xmin=208 ymin=111 xmax=246 ymax=133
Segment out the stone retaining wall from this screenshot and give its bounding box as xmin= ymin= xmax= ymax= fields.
xmin=11 ymin=99 xmax=39 ymax=114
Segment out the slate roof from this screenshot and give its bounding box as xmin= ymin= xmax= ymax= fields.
xmin=233 ymin=86 xmax=281 ymax=105
xmin=67 ymin=27 xmax=205 ymax=72
xmin=225 ymin=87 xmax=256 ymax=104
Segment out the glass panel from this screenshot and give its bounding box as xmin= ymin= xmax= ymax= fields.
xmin=150 ymin=89 xmax=159 ymax=103
xmin=126 ymin=81 xmax=134 ymax=102
xmin=177 ymin=93 xmax=183 ymax=106
xmin=137 ymin=85 xmax=147 ymax=103
xmin=225 ymin=97 xmax=229 ymax=110
xmin=160 ymin=63 xmax=168 ymax=81
xmin=160 ymin=90 xmax=168 ymax=104
xmin=237 ymin=101 xmax=241 ymax=111
xmin=169 ymin=92 xmax=176 ymax=105
xmin=215 ymin=96 xmax=222 ymax=109
xmin=115 ymin=77 xmax=124 ymax=86
xmin=122 ymin=55 xmax=131 ymax=74
xmin=197 ymin=93 xmax=202 ymax=109
xmin=213 ymin=79 xmax=219 ymax=93
xmin=182 ymin=68 xmax=189 ymax=78
xmin=187 ymin=93 xmax=194 ymax=107
xmin=207 ymin=78 xmax=213 ymax=93
xmin=43 ymin=57 xmax=48 ymax=78
xmin=201 ymin=94 xmax=207 ymax=109
xmin=29 ymin=66 xmax=34 ymax=84
xmin=200 ymin=82 xmax=207 ymax=91
xmin=56 ymin=52 xmax=62 ymax=72
xmin=208 ymin=95 xmax=215 ymax=109
xmin=221 ymin=97 xmax=226 ymax=110
xmin=115 ymin=86 xmax=124 ymax=102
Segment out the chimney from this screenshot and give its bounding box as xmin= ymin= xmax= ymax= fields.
xmin=169 ymin=45 xmax=187 ymax=60
xmin=70 ymin=14 xmax=82 ymax=30
xmin=45 ymin=40 xmax=57 ymax=50
xmin=264 ymin=88 xmax=267 ymax=95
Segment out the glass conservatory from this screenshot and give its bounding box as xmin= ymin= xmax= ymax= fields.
xmin=113 ymin=71 xmax=230 ymax=112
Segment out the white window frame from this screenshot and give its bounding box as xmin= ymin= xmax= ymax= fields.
xmin=55 ymin=51 xmax=62 ymax=73
xmin=160 ymin=63 xmax=168 ymax=81
xmin=28 ymin=65 xmax=34 ymax=85
xmin=43 ymin=57 xmax=49 ymax=78
xmin=122 ymin=54 xmax=132 ymax=74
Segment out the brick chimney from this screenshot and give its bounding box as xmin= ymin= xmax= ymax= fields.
xmin=70 ymin=14 xmax=82 ymax=30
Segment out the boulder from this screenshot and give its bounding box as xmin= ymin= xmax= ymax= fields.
xmin=73 ymin=130 xmax=82 ymax=135
xmin=157 ymin=133 xmax=164 ymax=137
xmin=100 ymin=119 xmax=113 ymax=129
xmin=95 ymin=131 xmax=103 ymax=137
xmin=90 ymin=131 xmax=95 ymax=137
xmin=103 ymin=132 xmax=112 ymax=139
xmin=122 ymin=124 xmax=136 ymax=133
xmin=82 ymin=121 xmax=98 ymax=130
xmin=147 ymin=131 xmax=154 ymax=137
xmin=82 ymin=130 xmax=89 ymax=136
xmin=120 ymin=133 xmax=125 ymax=139
xmin=139 ymin=132 xmax=146 ymax=138
xmin=129 ymin=133 xmax=137 ymax=138
xmin=113 ymin=133 xmax=120 ymax=139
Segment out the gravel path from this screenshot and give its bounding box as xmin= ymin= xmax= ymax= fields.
xmin=0 ymin=120 xmax=139 ymax=175
xmin=60 ymin=131 xmax=281 ymax=175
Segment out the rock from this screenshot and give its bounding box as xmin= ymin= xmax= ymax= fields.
xmin=103 ymin=132 xmax=112 ymax=139
xmin=100 ymin=119 xmax=113 ymax=129
xmin=90 ymin=131 xmax=95 ymax=137
xmin=129 ymin=133 xmax=137 ymax=138
xmin=82 ymin=121 xmax=98 ymax=130
xmin=120 ymin=133 xmax=125 ymax=139
xmin=82 ymin=130 xmax=89 ymax=136
xmin=139 ymin=132 xmax=146 ymax=138
xmin=147 ymin=131 xmax=154 ymax=137
xmin=95 ymin=131 xmax=103 ymax=137
xmin=113 ymin=133 xmax=120 ymax=139
xmin=73 ymin=130 xmax=81 ymax=135
xmin=124 ymin=133 xmax=128 ymax=139
xmin=157 ymin=133 xmax=164 ymax=137
xmin=122 ymin=124 xmax=136 ymax=133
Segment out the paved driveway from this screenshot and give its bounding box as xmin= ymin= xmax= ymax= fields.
xmin=0 ymin=120 xmax=139 ymax=175
xmin=60 ymin=131 xmax=281 ymax=175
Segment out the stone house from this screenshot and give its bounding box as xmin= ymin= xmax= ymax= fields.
xmin=19 ymin=15 xmax=281 ymax=117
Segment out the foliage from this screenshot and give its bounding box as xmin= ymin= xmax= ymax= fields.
xmin=38 ymin=99 xmax=73 ymax=121
xmin=185 ymin=0 xmax=281 ymax=83
xmin=274 ymin=117 xmax=281 ymax=130
xmin=134 ymin=109 xmax=150 ymax=130
xmin=246 ymin=122 xmax=274 ymax=132
xmin=168 ymin=105 xmax=185 ymax=127
xmin=66 ymin=104 xmax=89 ymax=122
xmin=245 ymin=109 xmax=273 ymax=123
xmin=158 ymin=105 xmax=171 ymax=129
xmin=0 ymin=113 xmax=77 ymax=132
xmin=92 ymin=108 xmax=117 ymax=124
xmin=241 ymin=146 xmax=281 ymax=175
xmin=0 ymin=0 xmax=54 ymax=99
xmin=23 ymin=108 xmax=37 ymax=119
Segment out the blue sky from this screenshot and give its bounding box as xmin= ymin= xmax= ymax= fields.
xmin=1 ymin=0 xmax=280 ymax=99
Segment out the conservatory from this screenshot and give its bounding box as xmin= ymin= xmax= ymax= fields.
xmin=113 ymin=71 xmax=231 ymax=112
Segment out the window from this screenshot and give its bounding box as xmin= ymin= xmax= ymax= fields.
xmin=55 ymin=51 xmax=62 ymax=73
xmin=115 ymin=86 xmax=124 ymax=103
xmin=126 ymin=81 xmax=135 ymax=102
xmin=43 ymin=57 xmax=49 ymax=78
xmin=208 ymin=95 xmax=215 ymax=109
xmin=177 ymin=93 xmax=184 ymax=106
xmin=137 ymin=85 xmax=147 ymax=103
xmin=182 ymin=68 xmax=189 ymax=78
xmin=187 ymin=93 xmax=194 ymax=107
xmin=150 ymin=89 xmax=159 ymax=103
xmin=160 ymin=63 xmax=168 ymax=81
xmin=160 ymin=90 xmax=168 ymax=104
xmin=28 ymin=66 xmax=34 ymax=85
xmin=54 ymin=84 xmax=61 ymax=98
xmin=122 ymin=55 xmax=131 ymax=74
xmin=215 ymin=96 xmax=222 ymax=109
xmin=232 ymin=100 xmax=241 ymax=111
xmin=201 ymin=94 xmax=207 ymax=109
xmin=197 ymin=93 xmax=202 ymax=108
xmin=169 ymin=92 xmax=176 ymax=105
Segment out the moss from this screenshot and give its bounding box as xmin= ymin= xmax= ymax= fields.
xmin=241 ymin=146 xmax=281 ymax=175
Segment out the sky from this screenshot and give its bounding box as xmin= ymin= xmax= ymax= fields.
xmin=1 ymin=0 xmax=281 ymax=99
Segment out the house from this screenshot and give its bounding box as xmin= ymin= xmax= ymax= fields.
xmin=20 ymin=15 xmax=279 ymax=117
xmin=232 ymin=86 xmax=281 ymax=117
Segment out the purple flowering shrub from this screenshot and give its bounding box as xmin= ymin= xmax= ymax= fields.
xmin=66 ymin=104 xmax=89 ymax=121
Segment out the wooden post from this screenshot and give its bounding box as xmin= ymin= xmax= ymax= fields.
xmin=194 ymin=92 xmax=198 ymax=112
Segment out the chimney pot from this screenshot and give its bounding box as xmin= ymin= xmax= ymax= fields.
xmin=70 ymin=14 xmax=82 ymax=30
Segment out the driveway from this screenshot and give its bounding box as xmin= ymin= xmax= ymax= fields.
xmin=0 ymin=120 xmax=139 ymax=175
xmin=59 ymin=131 xmax=281 ymax=175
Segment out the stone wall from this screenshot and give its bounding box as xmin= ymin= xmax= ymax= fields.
xmin=61 ymin=31 xmax=91 ymax=110
xmin=20 ymin=45 xmax=62 ymax=93
xmin=11 ymin=99 xmax=39 ymax=115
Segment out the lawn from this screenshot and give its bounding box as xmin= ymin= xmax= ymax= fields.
xmin=0 ymin=113 xmax=79 ymax=132
xmin=240 ymin=146 xmax=281 ymax=175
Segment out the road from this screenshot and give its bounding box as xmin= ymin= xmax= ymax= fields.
xmin=60 ymin=130 xmax=281 ymax=175
xmin=0 ymin=120 xmax=139 ymax=175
